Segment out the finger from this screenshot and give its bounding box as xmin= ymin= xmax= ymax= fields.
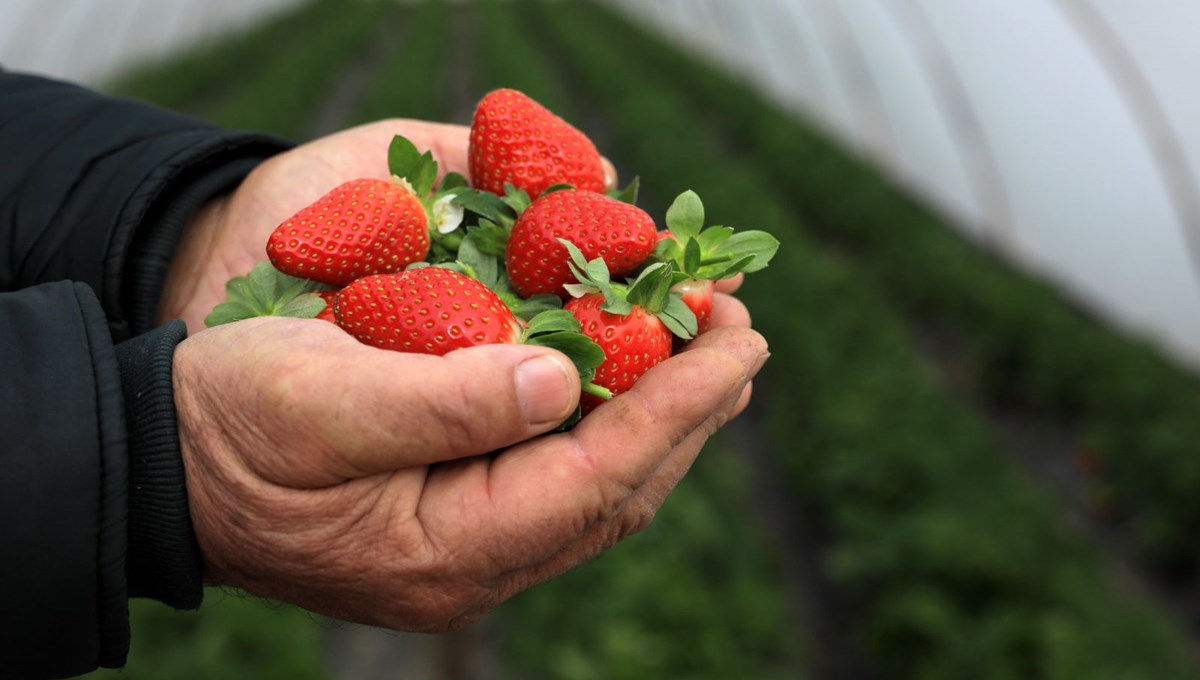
xmin=708 ymin=293 xmax=751 ymax=331
xmin=729 ymin=381 xmax=753 ymax=420
xmin=281 ymin=339 xmax=581 ymax=486
xmin=477 ymin=328 xmax=768 ymax=565
xmin=715 ymin=274 xmax=744 ymax=295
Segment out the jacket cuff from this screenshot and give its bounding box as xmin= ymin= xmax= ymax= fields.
xmin=115 ymin=320 xmax=201 ymax=609
xmin=119 ymin=141 xmax=289 ymax=339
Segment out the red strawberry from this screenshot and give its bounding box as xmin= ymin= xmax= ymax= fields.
xmin=560 ymin=241 xmax=697 ymax=414
xmin=334 ymin=267 xmax=521 ymax=355
xmin=469 ymin=89 xmax=606 ymax=198
xmin=314 ymin=289 xmax=339 ymax=324
xmin=267 ymin=178 xmax=430 ymax=287
xmin=566 ymin=292 xmax=673 ymax=413
xmin=507 ymin=189 xmax=657 ymax=298
xmin=673 ymin=278 xmax=715 ymax=335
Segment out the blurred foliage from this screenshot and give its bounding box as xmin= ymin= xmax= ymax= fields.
xmin=557 ymin=0 xmax=1200 ymax=582
xmin=525 ymin=1 xmax=1199 ymax=676
xmin=498 ymin=439 xmax=804 ymax=680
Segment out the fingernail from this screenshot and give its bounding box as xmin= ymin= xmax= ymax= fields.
xmin=516 ymin=354 xmax=575 ymax=426
xmin=749 ymin=351 xmax=771 ymax=378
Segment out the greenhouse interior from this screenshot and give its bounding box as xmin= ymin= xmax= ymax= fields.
xmin=4 ymin=0 xmax=1200 ymax=678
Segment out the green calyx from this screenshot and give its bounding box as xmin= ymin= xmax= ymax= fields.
xmin=561 ymin=239 xmax=697 ymax=340
xmin=205 ymin=261 xmax=328 ymax=327
xmin=654 ymin=189 xmax=780 ymax=283
xmin=388 ymin=135 xmax=466 ymax=257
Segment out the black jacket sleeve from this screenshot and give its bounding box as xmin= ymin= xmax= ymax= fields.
xmin=0 ymin=71 xmax=291 ymax=677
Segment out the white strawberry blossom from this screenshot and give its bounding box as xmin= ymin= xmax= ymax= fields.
xmin=433 ymin=193 xmax=464 ymax=234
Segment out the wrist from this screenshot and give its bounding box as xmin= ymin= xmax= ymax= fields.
xmin=115 ymin=320 xmax=203 ymax=609
xmin=156 ymin=194 xmax=230 ymax=325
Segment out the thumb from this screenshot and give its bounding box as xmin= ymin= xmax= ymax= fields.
xmin=300 ymin=342 xmax=581 ymax=485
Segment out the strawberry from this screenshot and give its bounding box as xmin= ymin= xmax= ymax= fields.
xmin=652 ymin=190 xmax=779 ymax=339
xmin=560 ymin=241 xmax=697 ymax=413
xmin=267 ymin=178 xmax=428 ymax=287
xmin=507 ymin=189 xmax=657 ymax=299
xmin=334 ymin=267 xmax=522 ymax=355
xmin=333 ymin=265 xmax=610 ymax=423
xmin=267 ymin=136 xmax=466 ymax=287
xmin=673 ymin=278 xmax=715 ymax=335
xmin=314 ymin=289 xmax=339 ymax=323
xmin=469 ymin=89 xmax=606 ymax=198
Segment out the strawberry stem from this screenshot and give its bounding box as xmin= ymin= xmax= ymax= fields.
xmin=582 ymin=382 xmax=614 ymax=400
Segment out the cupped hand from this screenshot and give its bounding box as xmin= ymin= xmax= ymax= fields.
xmin=175 ymin=291 xmax=766 ymax=631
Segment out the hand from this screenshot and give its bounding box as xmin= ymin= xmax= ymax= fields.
xmin=158 ymin=120 xmax=618 ymax=335
xmin=175 ymin=293 xmax=766 ymax=631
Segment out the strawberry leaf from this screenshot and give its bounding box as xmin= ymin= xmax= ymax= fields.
xmin=205 ymin=262 xmax=326 ymax=327
xmin=524 ymin=309 xmax=584 ymax=337
xmin=708 ymin=230 xmax=780 ymax=274
xmin=502 ymin=183 xmax=532 ymax=215
xmin=277 ymin=293 xmax=328 ymax=319
xmin=682 ymin=237 xmax=703 ymax=277
xmin=467 ymin=219 xmax=512 ymax=256
xmin=204 ymin=300 xmax=259 ymax=327
xmin=697 ymin=225 xmax=734 ymax=251
xmin=439 ymin=172 xmax=470 ymax=191
xmin=608 ymin=176 xmax=640 ymax=205
xmin=513 ymin=294 xmax=563 ymax=321
xmin=699 ymin=254 xmax=757 ymax=281
xmin=665 ymin=190 xmax=704 ymax=239
xmin=455 ymin=189 xmax=517 ymax=228
xmin=387 ymin=136 xmax=437 ymax=197
xmin=658 ymin=295 xmax=698 ymax=340
xmin=625 ymin=262 xmax=674 ymax=313
xmin=457 ymin=235 xmax=499 ymax=288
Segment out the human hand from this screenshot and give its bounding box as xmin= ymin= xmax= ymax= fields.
xmin=158 ymin=120 xmax=617 ymax=335
xmin=175 ymin=291 xmax=765 ymax=631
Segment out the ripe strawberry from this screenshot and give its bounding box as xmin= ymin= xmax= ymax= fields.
xmin=560 ymin=241 xmax=697 ymax=414
xmin=334 ymin=267 xmax=521 ymax=355
xmin=673 ymin=278 xmax=715 ymax=335
xmin=267 ymin=178 xmax=430 ymax=287
xmin=566 ymin=292 xmax=673 ymax=413
xmin=267 ymin=135 xmax=466 ymax=288
xmin=469 ymin=89 xmax=606 ymax=198
xmin=507 ymin=189 xmax=657 ymax=298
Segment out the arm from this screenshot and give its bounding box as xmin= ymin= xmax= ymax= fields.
xmin=0 ymin=71 xmax=288 ymax=676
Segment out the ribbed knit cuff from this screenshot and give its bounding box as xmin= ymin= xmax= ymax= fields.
xmin=114 ymin=320 xmax=201 ymax=609
xmin=122 ymin=155 xmax=271 ymax=337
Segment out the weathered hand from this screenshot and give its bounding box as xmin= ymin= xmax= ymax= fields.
xmin=174 ymin=304 xmax=766 ymax=631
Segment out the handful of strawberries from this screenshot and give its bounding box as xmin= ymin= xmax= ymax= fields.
xmin=207 ymin=89 xmax=778 ymax=422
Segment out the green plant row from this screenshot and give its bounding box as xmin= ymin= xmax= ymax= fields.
xmin=524 ymin=1 xmax=1198 ymax=677
xmin=203 ymin=0 xmax=394 ymax=139
xmin=565 ymin=2 xmax=1200 ymax=579
xmin=347 ymin=0 xmax=452 ymax=126
xmin=472 ymin=3 xmax=807 ymax=678
xmin=106 ymin=0 xmax=344 ymax=112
